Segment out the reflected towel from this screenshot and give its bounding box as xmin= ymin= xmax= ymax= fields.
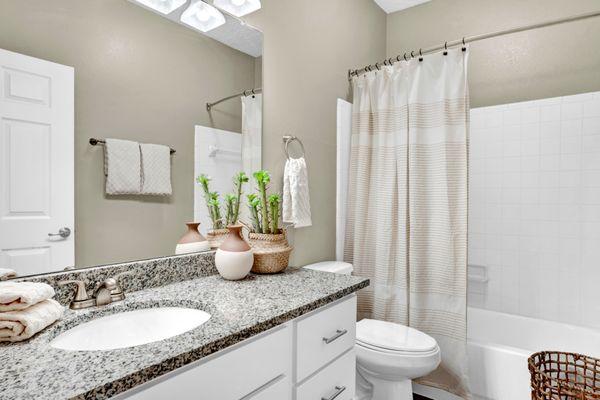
xmin=140 ymin=143 xmax=172 ymax=195
xmin=283 ymin=157 xmax=312 ymax=228
xmin=0 ymin=299 xmax=63 ymax=342
xmin=0 ymin=282 xmax=56 ymax=312
xmin=105 ymin=138 xmax=141 ymax=195
xmin=0 ymin=268 xmax=16 ymax=281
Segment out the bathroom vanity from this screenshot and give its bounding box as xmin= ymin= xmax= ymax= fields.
xmin=0 ymin=252 xmax=368 ymax=400
xmin=121 ymin=295 xmax=357 ymax=400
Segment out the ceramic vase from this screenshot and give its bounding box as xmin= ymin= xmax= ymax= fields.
xmin=206 ymin=228 xmax=229 ymax=249
xmin=215 ymin=225 xmax=253 ymax=280
xmin=175 ymin=222 xmax=210 ymax=255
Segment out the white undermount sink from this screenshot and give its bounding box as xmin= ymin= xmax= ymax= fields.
xmin=50 ymin=307 xmax=211 ymax=351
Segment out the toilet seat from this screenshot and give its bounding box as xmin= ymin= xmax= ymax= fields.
xmin=356 ymin=319 xmax=437 ymax=354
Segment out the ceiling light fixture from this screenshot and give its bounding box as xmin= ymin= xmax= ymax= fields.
xmin=213 ymin=0 xmax=261 ymax=17
xmin=134 ymin=0 xmax=186 ymax=14
xmin=180 ymin=0 xmax=226 ymax=32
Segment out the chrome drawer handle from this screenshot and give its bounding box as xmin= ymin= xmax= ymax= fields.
xmin=322 ymin=329 xmax=348 ymax=344
xmin=321 ymin=385 xmax=346 ymax=400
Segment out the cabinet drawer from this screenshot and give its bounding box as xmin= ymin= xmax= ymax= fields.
xmin=296 ymin=349 xmax=355 ymax=400
xmin=296 ymin=295 xmax=356 ymax=381
xmin=122 ymin=324 xmax=292 ymax=400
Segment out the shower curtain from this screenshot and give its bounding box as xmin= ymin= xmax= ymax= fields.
xmin=344 ymin=48 xmax=470 ymax=398
xmin=241 ymin=93 xmax=262 ymax=177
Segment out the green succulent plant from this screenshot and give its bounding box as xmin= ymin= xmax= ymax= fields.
xmin=253 ymin=170 xmax=271 ymax=234
xmin=232 ymin=172 xmax=249 ymax=224
xmin=196 ymin=174 xmax=223 ymax=229
xmin=268 ymin=194 xmax=281 ymax=234
xmin=247 ymin=193 xmax=261 ymax=233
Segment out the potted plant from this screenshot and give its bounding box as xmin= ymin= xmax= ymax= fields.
xmin=245 ymin=170 xmax=293 ymax=274
xmin=196 ymin=172 xmax=248 ymax=248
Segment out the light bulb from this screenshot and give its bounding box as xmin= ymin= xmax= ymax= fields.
xmin=180 ymin=0 xmax=225 ymax=32
xmin=213 ymin=0 xmax=261 ymax=17
xmin=134 ymin=0 xmax=186 ymax=14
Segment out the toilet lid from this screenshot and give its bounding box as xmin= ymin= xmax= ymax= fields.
xmin=356 ymin=319 xmax=438 ymax=353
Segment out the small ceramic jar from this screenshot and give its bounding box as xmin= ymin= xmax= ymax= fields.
xmin=215 ymin=225 xmax=253 ymax=280
xmin=175 ymin=222 xmax=210 ymax=255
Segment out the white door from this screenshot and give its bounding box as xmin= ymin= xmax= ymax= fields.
xmin=0 ymin=48 xmax=74 ymax=276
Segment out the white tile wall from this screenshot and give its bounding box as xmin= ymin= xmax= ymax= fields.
xmin=468 ymin=91 xmax=600 ymax=329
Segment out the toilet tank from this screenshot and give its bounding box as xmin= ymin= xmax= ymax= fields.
xmin=303 ymin=261 xmax=353 ymax=275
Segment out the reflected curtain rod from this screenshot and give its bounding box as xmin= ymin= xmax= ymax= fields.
xmin=348 ymin=10 xmax=600 ymax=80
xmin=206 ymin=88 xmax=262 ymax=111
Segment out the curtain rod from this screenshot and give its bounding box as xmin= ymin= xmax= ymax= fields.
xmin=206 ymin=88 xmax=262 ymax=111
xmin=348 ymin=10 xmax=600 ymax=80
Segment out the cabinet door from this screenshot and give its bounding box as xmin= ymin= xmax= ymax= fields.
xmin=296 ymin=296 xmax=356 ymax=381
xmin=244 ymin=375 xmax=291 ymax=400
xmin=121 ymin=324 xmax=292 ymax=400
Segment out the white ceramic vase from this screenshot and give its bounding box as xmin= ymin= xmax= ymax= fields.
xmin=215 ymin=225 xmax=253 ymax=281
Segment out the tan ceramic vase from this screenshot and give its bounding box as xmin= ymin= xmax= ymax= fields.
xmin=175 ymin=222 xmax=210 ymax=255
xmin=206 ymin=228 xmax=229 ymax=249
xmin=215 ymin=225 xmax=253 ymax=280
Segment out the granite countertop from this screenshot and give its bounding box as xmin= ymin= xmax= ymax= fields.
xmin=0 ymin=268 xmax=368 ymax=400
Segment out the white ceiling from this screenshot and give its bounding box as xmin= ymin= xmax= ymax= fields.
xmin=373 ymin=0 xmax=432 ymax=14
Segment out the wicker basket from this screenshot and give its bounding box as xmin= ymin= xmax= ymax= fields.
xmin=247 ymin=231 xmax=293 ymax=274
xmin=206 ymin=228 xmax=229 ymax=249
xmin=529 ymin=351 xmax=600 ymax=399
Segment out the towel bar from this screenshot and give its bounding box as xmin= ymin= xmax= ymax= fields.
xmin=89 ymin=138 xmax=176 ymax=154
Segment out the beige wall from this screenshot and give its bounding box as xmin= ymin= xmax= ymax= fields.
xmin=386 ymin=0 xmax=600 ymax=107
xmin=0 ymin=0 xmax=256 ymax=267
xmin=246 ymin=0 xmax=387 ymax=266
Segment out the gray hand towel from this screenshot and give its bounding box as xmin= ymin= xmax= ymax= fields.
xmin=140 ymin=143 xmax=172 ymax=196
xmin=104 ymin=139 xmax=141 ymax=195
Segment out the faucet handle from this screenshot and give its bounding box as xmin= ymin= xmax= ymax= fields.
xmin=57 ymin=280 xmax=90 ymax=301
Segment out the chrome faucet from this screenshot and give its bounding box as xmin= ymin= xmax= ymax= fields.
xmin=59 ymin=274 xmax=127 ymax=309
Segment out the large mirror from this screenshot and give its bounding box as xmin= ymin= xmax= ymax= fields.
xmin=0 ymin=0 xmax=263 ymax=278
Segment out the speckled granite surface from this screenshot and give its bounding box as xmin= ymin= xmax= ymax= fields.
xmin=0 ymin=268 xmax=368 ymax=400
xmin=12 ymin=252 xmax=218 ymax=306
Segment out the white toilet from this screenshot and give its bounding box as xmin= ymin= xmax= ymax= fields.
xmin=304 ymin=261 xmax=441 ymax=400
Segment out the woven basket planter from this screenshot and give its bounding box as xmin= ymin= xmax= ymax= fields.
xmin=529 ymin=351 xmax=600 ymax=399
xmin=247 ymin=231 xmax=293 ymax=274
xmin=206 ymin=228 xmax=229 ymax=249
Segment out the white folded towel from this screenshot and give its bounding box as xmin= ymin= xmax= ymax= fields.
xmin=283 ymin=157 xmax=312 ymax=228
xmin=0 ymin=268 xmax=16 ymax=281
xmin=140 ymin=143 xmax=172 ymax=196
xmin=0 ymin=299 xmax=63 ymax=342
xmin=105 ymin=138 xmax=141 ymax=195
xmin=0 ymin=282 xmax=56 ymax=312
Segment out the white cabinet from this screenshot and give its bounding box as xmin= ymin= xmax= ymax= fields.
xmin=119 ymin=295 xmax=357 ymax=400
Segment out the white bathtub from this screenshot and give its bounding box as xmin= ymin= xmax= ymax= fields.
xmin=414 ymin=307 xmax=600 ymax=400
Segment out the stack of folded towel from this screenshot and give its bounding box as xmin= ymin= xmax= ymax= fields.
xmin=0 ymin=282 xmax=63 ymax=342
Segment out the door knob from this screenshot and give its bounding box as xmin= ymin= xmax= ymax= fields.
xmin=48 ymin=227 xmax=71 ymax=238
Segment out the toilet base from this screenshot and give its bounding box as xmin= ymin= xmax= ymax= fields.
xmin=356 ymin=367 xmax=414 ymax=400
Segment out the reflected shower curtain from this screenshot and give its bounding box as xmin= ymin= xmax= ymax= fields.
xmin=344 ymin=48 xmax=470 ymax=398
xmin=241 ymin=93 xmax=262 ymax=177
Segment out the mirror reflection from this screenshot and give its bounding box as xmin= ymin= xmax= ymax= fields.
xmin=0 ymin=0 xmax=263 ymax=278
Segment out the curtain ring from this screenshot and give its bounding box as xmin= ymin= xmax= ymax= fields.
xmin=383 ymin=59 xmax=388 ymax=66
xmin=396 ymin=55 xmax=402 ymax=62
xmin=418 ymin=48 xmax=423 ymax=62
xmin=410 ymin=50 xmax=415 ymax=58
xmin=403 ymin=53 xmax=408 ymax=62
xmin=389 ymin=57 xmax=394 ymax=65
xmin=462 ymin=37 xmax=467 ymax=52
xmin=375 ymin=62 xmax=381 ymax=70
xmin=443 ymin=41 xmax=448 ymax=56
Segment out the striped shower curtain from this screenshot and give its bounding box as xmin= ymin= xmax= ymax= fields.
xmin=344 ymin=48 xmax=470 ymax=398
